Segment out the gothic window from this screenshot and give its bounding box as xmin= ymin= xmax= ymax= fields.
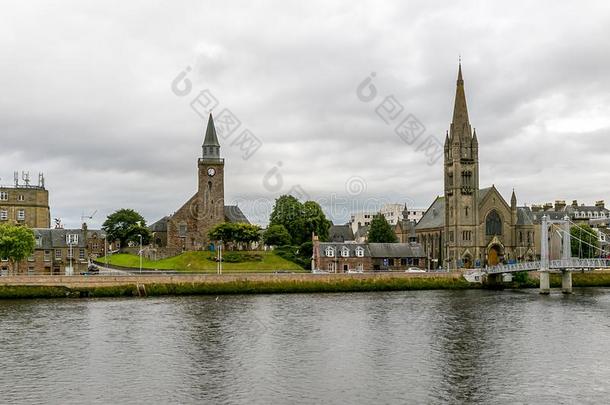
xmin=465 ymin=206 xmax=469 ymax=217
xmin=485 ymin=210 xmax=502 ymax=236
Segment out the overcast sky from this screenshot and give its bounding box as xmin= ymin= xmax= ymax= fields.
xmin=2 ymin=1 xmax=609 ymax=228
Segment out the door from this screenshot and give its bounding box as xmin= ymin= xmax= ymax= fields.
xmin=488 ymin=247 xmax=499 ymax=266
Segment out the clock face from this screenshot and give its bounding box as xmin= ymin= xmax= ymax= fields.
xmin=207 ymin=167 xmax=216 ymax=177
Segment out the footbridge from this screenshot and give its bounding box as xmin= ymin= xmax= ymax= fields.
xmin=484 ymin=215 xmax=610 ymax=293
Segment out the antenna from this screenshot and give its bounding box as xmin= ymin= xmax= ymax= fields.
xmin=14 ymin=171 xmax=19 ymax=187
xmin=22 ymin=171 xmax=30 ymax=186
xmin=38 ymin=172 xmax=45 ymax=188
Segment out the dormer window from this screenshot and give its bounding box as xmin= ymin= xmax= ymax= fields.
xmin=325 ymin=247 xmax=335 ymax=257
xmin=355 ymin=247 xmax=364 ymax=258
xmin=341 ymin=247 xmax=349 ymax=257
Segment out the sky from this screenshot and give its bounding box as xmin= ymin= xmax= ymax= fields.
xmin=1 ymin=0 xmax=609 ymax=228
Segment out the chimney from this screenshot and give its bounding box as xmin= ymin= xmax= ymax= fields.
xmin=531 ymin=205 xmax=542 ymax=213
xmin=554 ymin=200 xmax=566 ymax=211
xmin=543 ymin=202 xmax=553 ymax=211
xmin=595 ymin=200 xmax=605 ymax=209
xmin=572 ymin=200 xmax=578 ymax=207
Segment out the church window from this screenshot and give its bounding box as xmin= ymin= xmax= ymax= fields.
xmin=465 ymin=206 xmax=469 ymax=217
xmin=449 ymin=231 xmax=454 ymax=242
xmin=179 ymin=224 xmax=187 ymax=237
xmin=485 ymin=210 xmax=502 ymax=236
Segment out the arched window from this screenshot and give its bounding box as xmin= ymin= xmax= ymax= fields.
xmin=485 ymin=210 xmax=502 ymax=236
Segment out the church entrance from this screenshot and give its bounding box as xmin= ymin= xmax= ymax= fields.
xmin=488 ymin=246 xmax=501 ymax=266
xmin=463 ymin=254 xmax=473 ymax=269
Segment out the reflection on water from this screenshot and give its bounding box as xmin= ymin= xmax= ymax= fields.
xmin=1 ymin=289 xmax=609 ymax=404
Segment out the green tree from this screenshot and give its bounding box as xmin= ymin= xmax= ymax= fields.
xmin=368 ymin=214 xmax=398 ymax=243
xmin=209 ymin=222 xmax=261 ymax=250
xmin=268 ymin=196 xmax=332 ymax=245
xmin=102 ymin=209 xmax=151 ymax=247
xmin=0 ymin=224 xmax=36 ymax=275
xmin=263 ymin=224 xmax=291 ymax=247
xmin=570 ymin=224 xmax=600 ymax=258
xmin=269 ymin=195 xmax=306 ymax=244
xmin=303 ymin=201 xmax=332 ymax=242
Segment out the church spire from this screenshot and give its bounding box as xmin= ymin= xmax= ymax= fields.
xmin=202 ymin=113 xmax=221 ymax=159
xmin=451 ymin=62 xmax=471 ymax=139
xmin=511 ymin=189 xmax=517 ymax=208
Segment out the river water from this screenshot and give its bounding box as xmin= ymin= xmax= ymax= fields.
xmin=1 ymin=289 xmax=609 ymax=404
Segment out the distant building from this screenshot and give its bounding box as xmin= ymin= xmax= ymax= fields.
xmin=150 ymin=114 xmax=249 ymax=251
xmin=328 ymin=224 xmax=355 ymax=243
xmin=0 ymin=224 xmax=107 ymax=275
xmin=0 ymin=173 xmax=50 ymax=228
xmin=349 ymin=203 xmax=423 ymax=234
xmin=312 ymin=236 xmax=426 ymax=272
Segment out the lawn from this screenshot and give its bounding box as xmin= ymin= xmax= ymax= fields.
xmin=95 ymin=251 xmax=306 ymax=273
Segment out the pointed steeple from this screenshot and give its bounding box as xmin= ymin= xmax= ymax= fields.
xmin=451 ymin=62 xmax=471 ymax=140
xmin=511 ymin=189 xmax=517 ymax=208
xmin=202 ymin=113 xmax=221 ymax=159
xmin=472 ymin=128 xmax=478 ymax=146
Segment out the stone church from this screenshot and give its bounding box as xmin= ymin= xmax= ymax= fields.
xmin=416 ymin=65 xmax=536 ymax=269
xmin=149 ymin=114 xmax=249 ymax=251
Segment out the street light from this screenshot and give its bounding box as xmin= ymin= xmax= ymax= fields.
xmin=104 ymin=234 xmax=108 ymax=270
xmin=138 ymin=234 xmax=143 ymax=274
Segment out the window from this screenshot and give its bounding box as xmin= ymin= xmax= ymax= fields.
xmin=341 ymin=247 xmax=349 ymax=257
xmin=449 ymin=231 xmax=454 ymax=242
xmin=0 ymin=210 xmax=7 ymax=221
xmin=27 ymin=254 xmax=34 ymax=262
xmin=179 ymin=224 xmax=187 ymax=237
xmin=44 ymin=250 xmax=51 ymax=262
xmin=55 ymin=249 xmax=62 ymax=260
xmin=485 ymin=210 xmax=503 ymax=236
xmin=66 ymin=234 xmax=78 ymax=245
xmin=18 ymin=194 xmax=24 ymax=201
xmin=0 ymin=192 xmax=7 ymax=201
xmin=35 ymin=236 xmax=42 ymax=247
xmin=355 ymin=247 xmax=364 ymax=257
xmin=17 ymin=209 xmax=25 ymax=221
xmin=462 ymin=231 xmax=472 ymax=241
xmin=92 ymin=242 xmax=98 ymax=250
xmin=79 ymin=249 xmax=85 ymax=260
xmin=28 ymin=267 xmax=35 ymax=275
xmin=327 ymin=263 xmax=334 ymax=272
xmin=325 ymin=247 xmax=335 ymax=257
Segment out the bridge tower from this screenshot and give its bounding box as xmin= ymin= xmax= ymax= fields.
xmin=561 ymin=215 xmax=573 ymax=293
xmin=539 ymin=215 xmax=551 ymax=294
xmin=539 ymin=215 xmax=573 ymax=294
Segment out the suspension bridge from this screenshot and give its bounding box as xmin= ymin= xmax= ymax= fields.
xmin=484 ymin=215 xmax=610 ymax=293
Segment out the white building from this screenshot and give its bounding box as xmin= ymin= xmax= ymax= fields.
xmin=349 ymin=203 xmax=425 ymax=234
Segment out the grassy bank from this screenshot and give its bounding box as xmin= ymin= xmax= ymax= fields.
xmin=0 ymin=276 xmax=473 ymax=299
xmin=96 ymin=251 xmax=305 ymax=272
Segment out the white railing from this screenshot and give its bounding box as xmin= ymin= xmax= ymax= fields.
xmin=486 ymin=258 xmax=610 ymax=274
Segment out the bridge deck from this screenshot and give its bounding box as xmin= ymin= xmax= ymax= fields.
xmin=485 ymin=258 xmax=610 ymax=274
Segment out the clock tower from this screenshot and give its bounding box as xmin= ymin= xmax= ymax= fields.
xmin=198 ymin=113 xmax=225 ymax=233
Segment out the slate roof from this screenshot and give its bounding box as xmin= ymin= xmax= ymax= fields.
xmin=319 ymin=243 xmax=370 ymax=257
xmin=149 ymin=216 xmax=169 ymax=232
xmin=33 ymin=228 xmax=104 ymax=249
xmin=354 ymin=224 xmax=370 ymax=240
xmin=516 ymin=207 xmax=534 ymax=226
xmin=329 ymin=224 xmax=355 ymax=242
xmin=224 ymin=205 xmax=250 ymax=224
xmin=416 ymin=197 xmax=445 ymax=230
xmin=368 ymin=243 xmax=425 ymax=258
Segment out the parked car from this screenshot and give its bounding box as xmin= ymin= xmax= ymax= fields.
xmin=405 ymin=267 xmax=426 ymax=273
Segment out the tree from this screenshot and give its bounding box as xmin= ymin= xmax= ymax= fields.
xmin=368 ymin=214 xmax=398 ymax=243
xmin=209 ymin=222 xmax=261 ymax=250
xmin=571 ymin=224 xmax=600 ymax=258
xmin=269 ymin=195 xmax=305 ymax=244
xmin=303 ymin=201 xmax=332 ymax=242
xmin=268 ymin=195 xmax=332 ymax=245
xmin=0 ymin=224 xmax=36 ymax=275
xmin=263 ymin=224 xmax=291 ymax=247
xmin=102 ymin=209 xmax=151 ymax=247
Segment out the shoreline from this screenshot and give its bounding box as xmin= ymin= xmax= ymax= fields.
xmin=1 ymin=271 xmax=610 ymax=299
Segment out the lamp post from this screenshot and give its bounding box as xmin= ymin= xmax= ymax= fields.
xmin=104 ymin=234 xmax=108 ymax=269
xmin=139 ymin=234 xmax=143 ymax=274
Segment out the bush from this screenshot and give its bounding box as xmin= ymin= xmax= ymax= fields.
xmin=207 ymin=252 xmax=263 ymax=263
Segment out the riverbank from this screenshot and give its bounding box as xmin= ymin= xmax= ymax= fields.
xmin=2 ymin=271 xmax=610 ymax=299
xmin=0 ymin=272 xmax=471 ymax=299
